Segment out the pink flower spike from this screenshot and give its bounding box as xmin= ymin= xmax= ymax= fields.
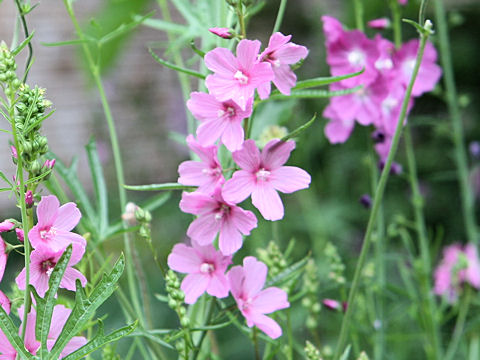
xmin=223 ymin=139 xmax=311 ymax=221
xmin=168 ymin=241 xmax=232 ymax=304
xmin=368 ymin=18 xmax=390 ymax=30
xmin=0 ymin=220 xmax=15 ymax=232
xmin=187 ymin=92 xmax=253 ymax=152
xmin=29 ymin=195 xmax=86 ymax=253
xmin=16 ymin=244 xmax=87 ymax=297
xmin=228 ymin=256 xmax=289 ymax=339
xmin=180 ymin=187 xmax=257 ymax=255
xmin=258 ymin=32 xmax=308 ymax=97
xmin=209 ymin=27 xmax=233 ymax=39
xmin=178 ymin=135 xmax=225 ymax=194
xmin=205 ymin=39 xmax=274 ymax=110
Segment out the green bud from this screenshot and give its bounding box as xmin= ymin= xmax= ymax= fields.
xmin=168 ymin=299 xmax=177 ymax=309
xmin=180 ymin=317 xmax=190 ymax=327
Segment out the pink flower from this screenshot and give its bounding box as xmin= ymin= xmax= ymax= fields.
xmin=228 ymin=256 xmax=289 ymax=339
xmin=180 ymin=187 xmax=257 ymax=255
xmin=209 ymin=27 xmax=233 ymax=39
xmin=205 ymin=39 xmax=274 ymax=110
xmin=223 ymin=139 xmax=311 ymax=221
xmin=393 ymin=39 xmax=442 ymax=97
xmin=257 ymin=32 xmax=309 ymax=98
xmin=167 ymin=241 xmax=232 ymax=304
xmin=321 ymin=16 xmax=344 ymax=46
xmin=367 ymin=18 xmax=390 ymax=30
xmin=434 ymin=243 xmax=480 ymax=303
xmin=178 ymin=135 xmax=225 ymax=194
xmin=10 ymin=145 xmax=17 ymax=159
xmin=16 ymin=245 xmax=87 ymax=297
xmin=29 ymin=195 xmax=86 ymax=253
xmin=187 ymin=92 xmax=253 ymax=152
xmin=323 ymin=299 xmax=341 ymax=311
xmin=0 ymin=220 xmax=14 ymax=232
xmin=25 ymin=190 xmax=34 ymax=207
xmin=323 ymin=104 xmax=355 ymax=144
xmin=0 ymin=238 xmax=10 ymax=315
xmin=16 ymin=228 xmax=24 ymax=242
xmin=398 ymin=0 xmax=408 ymax=5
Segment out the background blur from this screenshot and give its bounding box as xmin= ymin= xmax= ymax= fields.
xmin=1 ymin=0 xmax=480 ymax=358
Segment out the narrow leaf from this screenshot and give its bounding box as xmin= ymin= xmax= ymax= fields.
xmin=265 ymin=87 xmax=362 ymax=101
xmin=280 ymin=113 xmax=317 ymax=142
xmin=149 ymin=48 xmax=206 ymax=79
xmin=0 ymin=171 xmax=13 ymax=186
xmin=23 ymin=109 xmax=56 ymax=135
xmin=292 ymin=69 xmax=365 ymax=90
xmin=41 ymin=39 xmax=90 ymax=47
xmin=11 ymin=31 xmax=35 ymax=56
xmin=138 ymin=17 xmax=188 ymax=34
xmin=127 ymin=330 xmax=175 ymax=349
xmin=339 ymin=345 xmax=351 ymax=360
xmin=265 ymin=255 xmax=310 ymax=287
xmin=98 ymin=12 xmax=154 ymax=45
xmin=125 ymin=183 xmax=194 ymax=191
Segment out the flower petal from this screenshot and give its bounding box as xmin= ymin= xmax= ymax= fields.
xmin=181 ymin=273 xmax=209 ymax=304
xmin=232 ymin=139 xmax=261 ymax=171
xmin=252 ymin=287 xmax=289 ymax=314
xmin=187 ymin=214 xmax=221 ymax=246
xmin=222 ymin=170 xmax=256 ymax=205
xmin=168 ymin=243 xmax=202 ymax=273
xmin=53 ymin=202 xmax=81 ymax=231
xmin=205 ymin=47 xmax=238 ymax=76
xmin=269 ymin=166 xmax=311 ymax=193
xmin=261 ymin=139 xmax=295 ymax=170
xmin=243 ymin=256 xmax=267 ymax=298
xmin=37 ymin=195 xmax=60 ymax=227
xmin=251 ymin=184 xmax=284 ymax=221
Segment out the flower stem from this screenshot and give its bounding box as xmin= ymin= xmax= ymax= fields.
xmin=444 ymin=287 xmax=472 ymax=360
xmin=13 ymin=0 xmax=33 ymax=83
xmin=353 ymin=0 xmax=365 ymax=32
xmin=272 ymin=0 xmax=288 ymax=34
xmin=236 ymin=1 xmax=247 ymax=38
xmin=333 ymin=18 xmax=434 ymax=360
xmin=433 ymin=0 xmax=477 ymax=245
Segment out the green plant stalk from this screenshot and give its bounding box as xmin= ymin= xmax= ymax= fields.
xmin=444 ymin=287 xmax=472 ymax=360
xmin=236 ymin=1 xmax=246 ymax=38
xmin=433 ymin=0 xmax=477 ymax=245
xmin=13 ymin=0 xmax=33 ymax=82
xmin=272 ymin=0 xmax=287 ymax=34
xmin=353 ymin=0 xmax=365 ymax=31
xmin=389 ymin=0 xmax=402 ymax=48
xmin=333 ymin=20 xmax=433 ymax=360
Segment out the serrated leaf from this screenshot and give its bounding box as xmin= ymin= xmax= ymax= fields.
xmin=86 ymin=138 xmax=109 ymax=236
xmin=149 ymin=48 xmax=206 ymax=79
xmin=124 ymin=183 xmax=195 ymax=191
xmin=0 ymin=306 xmax=34 ymax=359
xmin=49 ymin=254 xmax=125 ymax=359
xmin=62 ymin=320 xmax=137 ymax=360
xmin=11 ymin=31 xmax=35 ymax=56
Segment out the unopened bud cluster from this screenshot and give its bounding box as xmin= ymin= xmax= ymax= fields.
xmin=256 ymin=241 xmax=287 ymax=278
xmin=304 ymin=341 xmax=323 ymax=360
xmin=165 ymin=270 xmax=190 ymax=328
xmin=0 ymin=42 xmax=21 ymax=95
xmin=324 ymin=242 xmax=345 ymax=285
xmin=134 ymin=206 xmax=152 ymax=240
xmin=301 ymin=259 xmax=321 ymax=329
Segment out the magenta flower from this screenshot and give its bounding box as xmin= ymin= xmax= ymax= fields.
xmin=180 ymin=187 xmax=257 ymax=255
xmin=29 ymin=195 xmax=86 ymax=253
xmin=209 ymin=27 xmax=233 ymax=39
xmin=204 ymin=39 xmax=274 ymax=110
xmin=434 ymin=243 xmax=480 ymax=303
xmin=178 ymin=135 xmax=224 ymax=194
xmin=257 ymin=32 xmax=309 ymax=98
xmin=323 ymin=104 xmax=355 ymax=144
xmin=187 ymin=92 xmax=253 ymax=152
xmin=223 ymin=139 xmax=311 ymax=221
xmin=321 ymin=16 xmax=344 ymax=46
xmin=393 ymin=39 xmax=442 ymax=97
xmin=16 ymin=244 xmax=87 ymax=297
xmin=367 ymin=18 xmax=390 ymax=30
xmin=168 ymin=241 xmax=232 ymax=304
xmin=398 ymin=0 xmax=408 ymax=5
xmin=228 ymin=256 xmax=289 ymax=339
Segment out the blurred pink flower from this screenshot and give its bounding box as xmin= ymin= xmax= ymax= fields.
xmin=223 ymin=139 xmax=311 ymax=221
xmin=180 ymin=187 xmax=257 ymax=255
xmin=323 ymin=104 xmax=355 ymax=144
xmin=187 ymin=92 xmax=253 ymax=152
xmin=29 ymin=195 xmax=86 ymax=253
xmin=167 ymin=241 xmax=232 ymax=304
xmin=205 ymin=39 xmax=274 ymax=110
xmin=178 ymin=135 xmax=225 ymax=194
xmin=368 ymin=18 xmax=390 ymax=30
xmin=398 ymin=0 xmax=408 ymax=5
xmin=257 ymin=32 xmax=308 ymax=98
xmin=16 ymin=228 xmax=24 ymax=242
xmin=16 ymin=245 xmax=87 ymax=297
xmin=321 ymin=16 xmax=344 ymax=46
xmin=0 ymin=220 xmax=14 ymax=232
xmin=0 ymin=237 xmax=10 ymax=315
xmin=434 ymin=243 xmax=480 ymax=303
xmin=228 ymin=256 xmax=289 ymax=339
xmin=209 ymin=27 xmax=233 ymax=39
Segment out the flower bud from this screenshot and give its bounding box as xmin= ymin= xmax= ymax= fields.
xmin=367 ymin=18 xmax=390 ymax=30
xmin=16 ymin=228 xmax=24 ymax=242
xmin=25 ymin=190 xmax=34 ymax=208
xmin=0 ymin=220 xmax=15 ymax=232
xmin=209 ymin=27 xmax=233 ymax=39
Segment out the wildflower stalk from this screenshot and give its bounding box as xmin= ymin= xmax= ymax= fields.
xmin=353 ymin=0 xmax=365 ymax=32
xmin=235 ymin=1 xmax=247 ymax=38
xmin=272 ymin=0 xmax=288 ymax=34
xmin=433 ymin=0 xmax=477 ymax=245
xmin=13 ymin=0 xmax=33 ymax=82
xmin=444 ymin=287 xmax=472 ymax=360
xmin=333 ymin=18 xmax=434 ymax=360
xmin=389 ymin=0 xmax=402 ymax=48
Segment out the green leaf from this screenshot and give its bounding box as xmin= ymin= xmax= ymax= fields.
xmin=291 ymin=69 xmax=365 ymax=90
xmin=11 ymin=30 xmax=35 ymax=56
xmin=41 ymin=39 xmax=91 ymax=47
xmin=124 ymin=183 xmax=195 ymax=191
xmin=49 ymin=254 xmax=125 ymax=359
xmin=23 ymin=109 xmax=56 ymax=135
xmin=339 ymin=345 xmax=351 ymax=360
xmin=32 ymin=245 xmax=72 ymax=357
xmin=138 ymin=17 xmax=188 ymax=34
xmin=127 ymin=330 xmax=175 ymax=349
xmin=86 ymin=138 xmax=109 ymax=236
xmin=62 ymin=320 xmax=137 ymax=360
xmin=149 ymin=48 xmax=206 ymax=79
xmin=280 ymin=113 xmax=317 ymax=142
xmin=264 ymin=87 xmax=363 ymax=101
xmin=98 ymin=11 xmax=154 ymax=46
xmin=265 ymin=255 xmax=310 ymax=288
xmin=0 ymin=171 xmax=13 ymax=186
xmin=0 ymin=308 xmax=34 ymax=359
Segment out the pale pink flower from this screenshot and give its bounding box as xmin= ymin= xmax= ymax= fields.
xmin=228 ymin=256 xmax=289 ymax=339
xmin=257 ymin=32 xmax=309 ymax=98
xmin=178 ymin=135 xmax=224 ymax=194
xmin=368 ymin=18 xmax=390 ymax=30
xmin=205 ymin=39 xmax=274 ymax=110
xmin=0 ymin=290 xmax=10 ymax=315
xmin=374 ymin=35 xmax=396 ymax=78
xmin=434 ymin=243 xmax=480 ymax=303
xmin=323 ymin=104 xmax=355 ymax=144
xmin=29 ymin=195 xmax=86 ymax=253
xmin=209 ymin=27 xmax=233 ymax=39
xmin=187 ymin=92 xmax=253 ymax=152
xmin=180 ymin=187 xmax=257 ymax=255
xmin=393 ymin=39 xmax=442 ymax=97
xmin=223 ymin=139 xmax=311 ymax=221
xmin=168 ymin=241 xmax=232 ymax=304
xmin=16 ymin=245 xmax=87 ymax=297
xmin=321 ymin=16 xmax=344 ymax=46
xmin=10 ymin=145 xmax=17 ymax=159
xmin=0 ymin=220 xmax=14 ymax=233
xmin=398 ymin=0 xmax=408 ymax=5
xmin=323 ymin=299 xmax=341 ymax=311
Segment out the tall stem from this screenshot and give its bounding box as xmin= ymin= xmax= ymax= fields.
xmin=353 ymin=0 xmax=364 ymax=31
xmin=444 ymin=288 xmax=472 ymax=360
xmin=272 ymin=0 xmax=287 ymax=34
xmin=13 ymin=0 xmax=33 ymax=82
xmin=434 ymin=0 xmax=477 ymax=244
xmin=333 ymin=19 xmax=433 ymax=359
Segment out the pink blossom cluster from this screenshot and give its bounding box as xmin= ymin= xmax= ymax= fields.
xmin=171 ymin=33 xmax=311 ymax=338
xmin=321 ymin=16 xmax=442 ymax=161
xmin=0 ymin=195 xmax=88 ymax=357
xmin=434 ymin=243 xmax=480 ymax=303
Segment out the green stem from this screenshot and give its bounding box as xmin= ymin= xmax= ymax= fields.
xmin=13 ymin=0 xmax=33 ymax=82
xmin=253 ymin=327 xmax=260 ymax=360
xmin=433 ymin=0 xmax=477 ymax=245
xmin=389 ymin=0 xmax=402 ymax=48
xmin=272 ymin=0 xmax=287 ymax=34
xmin=333 ymin=18 xmax=433 ymax=360
xmin=353 ymin=0 xmax=364 ymax=31
xmin=236 ymin=1 xmax=246 ymax=38
xmin=444 ymin=288 xmax=472 ymax=360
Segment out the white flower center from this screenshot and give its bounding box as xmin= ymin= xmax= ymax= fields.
xmin=234 ymin=70 xmax=249 ymax=85
xmin=200 ymin=263 xmax=215 ymax=274
xmin=256 ymin=168 xmax=271 ymax=181
xmin=215 ymin=204 xmax=230 ymax=221
xmin=202 ymin=166 xmax=221 ymax=178
xmin=382 ymin=97 xmax=398 ymax=114
xmin=375 ymin=58 xmax=393 ymax=71
xmin=403 ymin=59 xmax=416 ymax=77
xmin=40 ymin=227 xmax=56 ymax=241
xmin=347 ymin=50 xmax=365 ymax=66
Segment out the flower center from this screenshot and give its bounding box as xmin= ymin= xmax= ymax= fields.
xmin=202 ymin=166 xmax=222 ymax=178
xmin=234 ymin=70 xmax=249 ymax=85
xmin=39 ymin=226 xmax=56 ymax=241
xmin=347 ymin=50 xmax=365 ymax=66
xmin=403 ymin=59 xmax=416 ymax=77
xmin=382 ymin=97 xmax=398 ymax=114
xmin=240 ymin=297 xmax=252 ymax=311
xmin=41 ymin=259 xmax=56 ymax=276
xmin=214 ymin=204 xmax=231 ymax=221
xmin=256 ymin=168 xmax=271 ymax=181
xmin=375 ymin=58 xmax=393 ymax=71
xmin=200 ymin=262 xmax=215 ymax=274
